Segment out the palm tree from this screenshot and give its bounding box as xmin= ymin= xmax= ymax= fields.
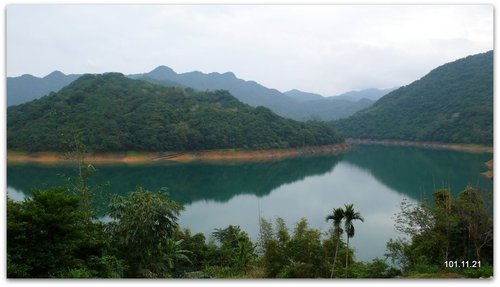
xmin=164 ymin=239 xmax=192 ymax=271
xmin=326 ymin=207 xmax=345 ymax=278
xmin=343 ymin=204 xmax=364 ymax=276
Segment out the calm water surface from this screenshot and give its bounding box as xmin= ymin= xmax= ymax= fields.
xmin=7 ymin=145 xmax=492 ymax=261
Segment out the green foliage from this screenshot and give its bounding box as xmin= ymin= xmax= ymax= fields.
xmin=212 ymin=225 xmax=256 ymax=272
xmin=199 ymin=265 xmax=240 ymax=279
xmin=385 ymin=238 xmax=411 ymax=272
xmin=7 ymin=188 xmax=124 ymax=278
xmin=108 ymin=187 xmax=184 ymax=278
xmin=334 ymin=51 xmax=493 ymax=145
xmin=7 ymin=73 xmax=344 ymax=152
xmin=407 ymin=257 xmax=440 ymax=275
xmin=348 ymin=259 xmax=401 ymax=278
xmin=171 ymin=228 xmax=207 ymax=277
xmin=259 ymin=217 xmax=342 ymax=278
xmin=388 ymin=186 xmax=493 ymax=276
xmin=455 ymin=186 xmax=493 ymax=261
xmin=462 ymin=265 xmax=493 ymax=278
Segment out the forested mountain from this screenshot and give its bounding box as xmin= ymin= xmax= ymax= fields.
xmin=333 ymin=51 xmax=493 ymax=145
xmin=7 ymin=73 xmax=344 ymax=152
xmin=7 ymin=71 xmax=80 ymax=106
xmin=130 ymin=66 xmax=385 ymax=121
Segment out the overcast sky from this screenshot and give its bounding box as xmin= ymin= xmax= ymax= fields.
xmin=6 ymin=4 xmax=493 ymax=95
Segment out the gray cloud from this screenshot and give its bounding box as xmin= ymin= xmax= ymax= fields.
xmin=6 ymin=4 xmax=493 ymax=95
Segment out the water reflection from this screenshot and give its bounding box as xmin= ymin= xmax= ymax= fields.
xmin=7 ymin=154 xmax=341 ymax=206
xmin=343 ymin=145 xmax=492 ymax=199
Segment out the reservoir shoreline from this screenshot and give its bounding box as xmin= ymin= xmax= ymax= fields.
xmin=8 ymin=138 xmax=493 ymax=165
xmin=7 ymin=143 xmax=350 ymax=165
xmin=347 ymin=138 xmax=493 ymax=153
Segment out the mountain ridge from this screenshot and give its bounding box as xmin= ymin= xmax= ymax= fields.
xmin=130 ymin=66 xmax=392 ymax=121
xmin=6 ymin=68 xmax=400 ymax=120
xmin=333 ymin=50 xmax=493 ymax=145
xmin=7 ymin=71 xmax=81 ymax=106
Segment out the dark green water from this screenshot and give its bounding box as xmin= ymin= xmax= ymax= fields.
xmin=7 ymin=145 xmax=492 ymax=261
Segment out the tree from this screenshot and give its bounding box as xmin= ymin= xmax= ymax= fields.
xmin=64 ymin=132 xmax=97 ymax=221
xmin=343 ymin=204 xmax=364 ymax=276
xmin=455 ymin=186 xmax=493 ymax=262
xmin=388 ymin=186 xmax=493 ymax=276
xmin=108 ymin=187 xmax=184 ymax=278
xmin=326 ymin=207 xmax=345 ymax=278
xmin=394 ymin=198 xmax=434 ymax=237
xmin=432 ymin=189 xmax=459 ymax=266
xmin=163 ymin=239 xmax=192 ymax=272
xmin=259 ymin=218 xmax=289 ymax=278
xmin=212 ymin=225 xmax=256 ymax=272
xmin=7 ymin=188 xmax=123 ymax=278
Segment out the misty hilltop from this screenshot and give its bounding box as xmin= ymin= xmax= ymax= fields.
xmin=7 ymin=71 xmax=81 ymax=106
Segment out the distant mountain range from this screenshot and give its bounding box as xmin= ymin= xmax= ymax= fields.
xmin=7 ymin=71 xmax=81 ymax=106
xmin=7 ymin=67 xmax=394 ymax=121
xmin=283 ymin=89 xmax=324 ymax=102
xmin=284 ymin=87 xmax=396 ymax=103
xmin=333 ymin=50 xmax=493 ymax=145
xmin=332 ymin=88 xmax=397 ymax=102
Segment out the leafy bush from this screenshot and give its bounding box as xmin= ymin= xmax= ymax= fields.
xmin=463 ymin=265 xmax=493 ymax=278
xmin=7 ymin=188 xmax=123 ymax=278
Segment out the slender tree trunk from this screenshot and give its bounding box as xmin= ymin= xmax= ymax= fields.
xmin=345 ymin=236 xmax=350 ymax=277
xmin=330 ymin=233 xmax=340 ymax=278
xmin=445 ymin=245 xmax=449 ymax=262
xmin=475 ymin=244 xmax=481 ymax=262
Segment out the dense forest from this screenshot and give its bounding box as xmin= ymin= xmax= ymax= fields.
xmin=333 ymin=51 xmax=493 ymax=145
xmin=7 ymin=174 xmax=493 ymax=278
xmin=7 ymin=73 xmax=344 ymax=152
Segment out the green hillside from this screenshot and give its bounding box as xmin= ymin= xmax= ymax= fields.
xmin=7 ymin=73 xmax=344 ymax=152
xmin=333 ymin=51 xmax=493 ymax=145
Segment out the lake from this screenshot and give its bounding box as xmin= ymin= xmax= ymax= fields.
xmin=7 ymin=145 xmax=493 ymax=262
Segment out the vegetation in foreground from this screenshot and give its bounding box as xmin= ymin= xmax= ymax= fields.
xmin=7 ymin=182 xmax=492 ymax=278
xmin=386 ymin=187 xmax=493 ymax=278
